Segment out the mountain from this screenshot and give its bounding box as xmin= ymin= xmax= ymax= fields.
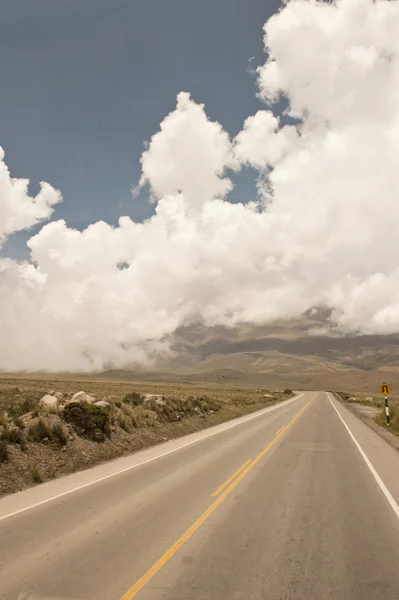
xmin=101 ymin=314 xmax=399 ymax=392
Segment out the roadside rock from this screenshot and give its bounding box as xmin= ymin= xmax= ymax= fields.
xmin=54 ymin=392 xmax=64 ymax=402
xmin=94 ymin=401 xmax=112 ymax=411
xmin=68 ymin=391 xmax=96 ymax=405
xmin=143 ymin=394 xmax=166 ymax=406
xmin=39 ymin=395 xmax=59 ymax=409
xmin=263 ymin=394 xmax=273 ymax=398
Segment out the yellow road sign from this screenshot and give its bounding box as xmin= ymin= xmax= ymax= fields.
xmin=379 ymin=383 xmax=392 ymax=395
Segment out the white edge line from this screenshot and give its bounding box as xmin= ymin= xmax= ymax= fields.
xmin=327 ymin=393 xmax=399 ymax=519
xmin=0 ymin=393 xmax=305 ymax=523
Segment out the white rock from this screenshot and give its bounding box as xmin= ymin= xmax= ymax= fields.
xmin=365 ymin=396 xmax=373 ymax=401
xmin=69 ymin=391 xmax=96 ymax=404
xmin=39 ymin=395 xmax=59 ymax=409
xmin=263 ymin=394 xmax=273 ymax=398
xmin=54 ymin=391 xmax=64 ymax=401
xmin=143 ymin=394 xmax=166 ymax=406
xmin=94 ymin=401 xmax=112 ymax=411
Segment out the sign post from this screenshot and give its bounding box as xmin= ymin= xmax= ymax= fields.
xmin=378 ymin=383 xmax=392 ymax=425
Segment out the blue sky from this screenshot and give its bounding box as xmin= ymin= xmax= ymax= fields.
xmin=0 ymin=0 xmax=281 ymax=258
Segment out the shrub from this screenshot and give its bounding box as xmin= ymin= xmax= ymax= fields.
xmin=284 ymin=388 xmax=293 ymax=395
xmin=0 ymin=440 xmax=9 ymax=463
xmin=28 ymin=419 xmax=53 ymax=443
xmin=63 ymin=402 xmax=110 ymax=442
xmin=123 ymin=392 xmax=144 ymax=406
xmin=52 ymin=423 xmax=68 ymax=446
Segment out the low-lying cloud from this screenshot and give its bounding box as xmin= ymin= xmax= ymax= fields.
xmin=2 ymin=0 xmax=399 ymax=371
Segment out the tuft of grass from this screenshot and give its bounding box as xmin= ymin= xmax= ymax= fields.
xmin=30 ymin=465 xmax=42 ymax=483
xmin=0 ymin=411 xmax=9 ymax=427
xmin=28 ymin=419 xmax=53 ymax=443
xmin=117 ymin=412 xmax=131 ymax=431
xmin=7 ymin=395 xmax=41 ymax=418
xmin=19 ymin=434 xmax=27 ymax=451
xmin=52 ymin=423 xmax=68 ymax=446
xmin=0 ymin=440 xmax=9 ymax=463
xmin=13 ymin=416 xmax=25 ymax=429
xmin=0 ymin=426 xmax=27 ymax=451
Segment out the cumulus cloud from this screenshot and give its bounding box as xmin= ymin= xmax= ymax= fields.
xmin=2 ymin=0 xmax=399 ymax=371
xmin=138 ymin=92 xmax=238 ymax=206
xmin=233 ymin=111 xmax=298 ymax=170
xmin=0 ymin=147 xmax=61 ymax=246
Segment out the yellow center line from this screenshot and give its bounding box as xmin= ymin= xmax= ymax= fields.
xmin=276 ymin=425 xmax=286 ymax=436
xmin=120 ymin=394 xmax=315 ymax=600
xmin=211 ymin=458 xmax=253 ymax=497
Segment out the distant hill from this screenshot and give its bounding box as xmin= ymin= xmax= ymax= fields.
xmin=100 ymin=315 xmax=399 ymax=392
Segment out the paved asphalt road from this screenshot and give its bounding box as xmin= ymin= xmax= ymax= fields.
xmin=1 ymin=391 xmax=399 ymax=600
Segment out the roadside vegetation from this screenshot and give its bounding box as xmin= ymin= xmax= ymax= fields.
xmin=0 ymin=376 xmax=294 ymax=496
xmin=335 ymin=390 xmax=399 ymax=437
xmin=375 ymin=400 xmax=399 ymax=435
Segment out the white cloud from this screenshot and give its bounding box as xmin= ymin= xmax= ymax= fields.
xmin=233 ymin=111 xmax=298 ymax=170
xmin=2 ymin=0 xmax=399 ymax=371
xmin=0 ymin=147 xmax=61 ymax=246
xmin=138 ymin=92 xmax=238 ymax=207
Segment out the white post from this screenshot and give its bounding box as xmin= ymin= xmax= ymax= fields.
xmin=384 ymin=396 xmax=390 ymax=425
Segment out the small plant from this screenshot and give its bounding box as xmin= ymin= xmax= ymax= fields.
xmin=123 ymin=392 xmax=144 ymax=406
xmin=30 ymin=465 xmax=42 ymax=483
xmin=13 ymin=416 xmax=25 ymax=429
xmin=63 ymin=402 xmax=110 ymax=442
xmin=283 ymin=388 xmax=293 ymax=395
xmin=0 ymin=440 xmax=9 ymax=463
xmin=28 ymin=419 xmax=53 ymax=443
xmin=52 ymin=423 xmax=68 ymax=446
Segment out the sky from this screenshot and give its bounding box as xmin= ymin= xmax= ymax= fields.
xmin=2 ymin=0 xmax=399 ymax=372
xmin=0 ymin=0 xmax=280 ymax=258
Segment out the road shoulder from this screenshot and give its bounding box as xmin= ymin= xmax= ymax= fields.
xmin=328 ymin=393 xmax=399 ymax=514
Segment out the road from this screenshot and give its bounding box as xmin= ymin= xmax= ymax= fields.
xmin=1 ymin=391 xmax=399 ymax=600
